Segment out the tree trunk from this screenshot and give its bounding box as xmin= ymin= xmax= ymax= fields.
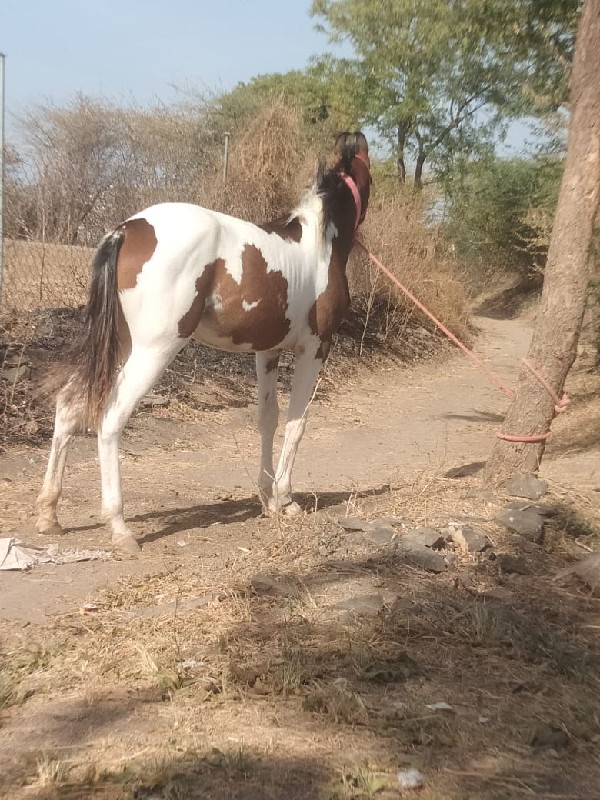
xmin=396 ymin=123 xmax=408 ymax=183
xmin=414 ymin=131 xmax=426 ymax=189
xmin=414 ymin=152 xmax=426 ymax=188
xmin=484 ymin=0 xmax=600 ymax=482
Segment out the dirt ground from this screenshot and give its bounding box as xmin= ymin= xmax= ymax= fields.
xmin=1 ymin=313 xmax=599 ymax=799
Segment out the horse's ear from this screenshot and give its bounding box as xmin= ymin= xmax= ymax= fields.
xmin=333 ymin=132 xmax=349 ymax=160
xmin=354 ymin=131 xmax=369 ymax=159
xmin=334 ymin=131 xmax=369 ymax=171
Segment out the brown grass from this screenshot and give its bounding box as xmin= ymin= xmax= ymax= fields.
xmin=1 ymin=105 xmax=470 ymax=451
xmin=351 ymin=187 xmax=472 ymax=348
xmin=1 ymin=472 xmax=599 ymax=799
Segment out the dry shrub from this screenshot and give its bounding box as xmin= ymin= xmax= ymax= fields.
xmin=350 ymin=186 xmax=471 ymax=348
xmin=204 ymin=97 xmax=318 ymax=223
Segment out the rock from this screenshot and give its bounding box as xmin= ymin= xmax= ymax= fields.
xmin=366 ymin=525 xmax=397 ymax=545
xmin=2 ymin=364 xmax=30 ymax=381
xmin=250 ymin=573 xmax=296 ymax=597
xmin=506 ymin=499 xmax=556 ymax=517
xmin=400 ymin=527 xmax=446 ymax=550
xmin=496 ymin=554 xmax=529 ymax=575
xmin=332 ymin=593 xmax=385 ymax=615
xmin=372 ymin=516 xmax=404 ymax=528
xmin=337 ymin=516 xmax=372 ymax=532
xmin=141 ymin=393 xmax=169 ymax=407
xmin=496 ymin=507 xmax=545 ymax=542
xmin=531 ymin=725 xmax=570 ymax=749
xmin=504 ymin=473 xmax=548 ymax=500
xmin=450 ymin=525 xmax=491 ymax=554
xmin=556 ymin=553 xmax=600 ymax=592
xmin=444 ymin=461 xmax=486 ymax=479
xmin=406 ymin=547 xmax=447 ymax=574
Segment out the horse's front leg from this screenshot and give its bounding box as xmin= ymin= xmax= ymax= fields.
xmin=271 ymin=339 xmax=327 ymax=515
xmin=255 ymin=350 xmax=280 ymax=510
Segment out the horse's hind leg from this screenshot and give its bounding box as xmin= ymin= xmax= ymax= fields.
xmin=98 ymin=343 xmax=182 ymax=554
xmin=36 ymin=390 xmax=83 ymax=535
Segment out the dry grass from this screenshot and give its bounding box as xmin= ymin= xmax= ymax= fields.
xmin=1 ymin=108 xmax=470 ymax=451
xmin=1 ymin=463 xmax=599 ymax=798
xmin=204 ymin=97 xmax=318 ymax=224
xmin=351 ymin=187 xmax=472 ymax=349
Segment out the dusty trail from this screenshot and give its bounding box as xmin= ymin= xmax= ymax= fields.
xmin=2 ymin=312 xmax=600 ymax=800
xmin=0 ymin=314 xmax=593 ymax=624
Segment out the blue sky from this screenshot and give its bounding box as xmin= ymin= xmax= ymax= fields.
xmin=1 ymin=1 xmax=328 ymax=122
xmin=1 ymin=0 xmax=532 ymax=152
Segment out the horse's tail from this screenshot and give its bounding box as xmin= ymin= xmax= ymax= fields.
xmin=65 ymin=229 xmax=125 ymax=429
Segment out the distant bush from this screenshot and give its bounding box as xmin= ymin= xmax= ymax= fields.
xmin=4 ymin=93 xmax=469 ymax=354
xmin=443 ymin=154 xmax=564 ymax=289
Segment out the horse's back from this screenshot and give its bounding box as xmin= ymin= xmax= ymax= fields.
xmin=114 ymin=202 xmax=313 ymax=353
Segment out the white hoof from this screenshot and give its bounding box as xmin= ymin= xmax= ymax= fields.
xmin=36 ymin=520 xmax=65 ymax=536
xmin=112 ymin=533 xmax=142 ymax=557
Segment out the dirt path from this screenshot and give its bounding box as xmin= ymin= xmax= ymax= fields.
xmin=0 ymin=314 xmax=595 ymax=626
xmin=2 ymin=313 xmax=600 ymax=800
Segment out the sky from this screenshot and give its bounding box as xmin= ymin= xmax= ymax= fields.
xmin=1 ymin=0 xmax=329 ymax=128
xmin=0 ymin=0 xmax=533 ymax=153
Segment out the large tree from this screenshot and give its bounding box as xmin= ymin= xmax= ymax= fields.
xmin=485 ymin=0 xmax=600 ymax=479
xmin=311 ymin=0 xmax=581 ymax=185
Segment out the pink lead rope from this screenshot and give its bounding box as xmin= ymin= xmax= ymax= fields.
xmin=340 ymin=173 xmax=362 ymax=231
xmin=353 ymin=239 xmax=570 ymax=444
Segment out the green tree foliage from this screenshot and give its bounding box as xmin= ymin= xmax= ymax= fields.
xmin=444 ymin=154 xmax=564 ymax=285
xmin=311 ymin=0 xmax=581 ymax=185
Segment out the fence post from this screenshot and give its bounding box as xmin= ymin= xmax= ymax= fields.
xmin=0 ymin=53 xmax=5 ymax=306
xmin=223 ymin=131 xmax=230 ymax=182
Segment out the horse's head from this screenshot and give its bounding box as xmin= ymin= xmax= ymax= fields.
xmin=333 ymin=131 xmax=371 ymax=228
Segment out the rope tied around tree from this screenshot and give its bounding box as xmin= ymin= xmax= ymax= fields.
xmin=354 ymin=239 xmax=570 ymax=444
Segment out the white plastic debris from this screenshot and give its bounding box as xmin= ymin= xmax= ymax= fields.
xmin=0 ymin=537 xmax=111 ymax=571
xmin=397 ymin=768 xmax=425 ymax=790
xmin=426 ymin=702 xmax=454 ymax=712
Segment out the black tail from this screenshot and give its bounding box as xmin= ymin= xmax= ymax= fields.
xmin=65 ymin=230 xmax=125 ymax=429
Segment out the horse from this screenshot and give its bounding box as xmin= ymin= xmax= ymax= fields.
xmin=36 ymin=132 xmax=372 ymax=555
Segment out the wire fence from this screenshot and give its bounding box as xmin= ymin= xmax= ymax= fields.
xmin=0 ymin=237 xmax=91 ymax=446
xmin=2 ymin=238 xmax=90 ymax=313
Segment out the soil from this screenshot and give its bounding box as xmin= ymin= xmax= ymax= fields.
xmin=0 ymin=313 xmax=599 ymax=800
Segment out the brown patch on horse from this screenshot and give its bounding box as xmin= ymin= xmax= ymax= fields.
xmin=308 ymin=257 xmax=350 ymax=343
xmin=265 ymin=356 xmax=280 ymax=373
xmin=178 ymin=246 xmax=291 ymax=350
xmin=178 ymin=259 xmax=223 ymax=338
xmin=205 ymin=245 xmax=290 ymax=350
xmin=261 ymin=216 xmax=303 ymax=243
xmin=117 ymin=218 xmax=158 ymax=291
xmin=315 ymin=339 xmax=331 ymax=362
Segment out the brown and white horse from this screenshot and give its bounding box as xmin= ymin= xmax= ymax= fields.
xmin=36 ymin=132 xmax=371 ymax=554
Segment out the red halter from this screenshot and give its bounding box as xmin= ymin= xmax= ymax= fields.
xmin=340 ymin=172 xmax=362 ymax=231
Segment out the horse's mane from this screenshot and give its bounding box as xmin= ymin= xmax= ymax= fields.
xmin=315 ymin=136 xmax=361 ymax=233
xmin=288 ymin=134 xmax=364 ymax=241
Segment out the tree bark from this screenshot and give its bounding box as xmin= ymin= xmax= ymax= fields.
xmin=484 ymin=0 xmax=600 ymax=482
xmin=414 ymin=130 xmax=426 ymax=188
xmin=396 ymin=123 xmax=409 ymax=183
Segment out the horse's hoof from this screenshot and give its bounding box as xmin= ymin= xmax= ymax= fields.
xmin=36 ymin=521 xmax=65 ymax=536
xmin=112 ymin=534 xmax=142 ymax=557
